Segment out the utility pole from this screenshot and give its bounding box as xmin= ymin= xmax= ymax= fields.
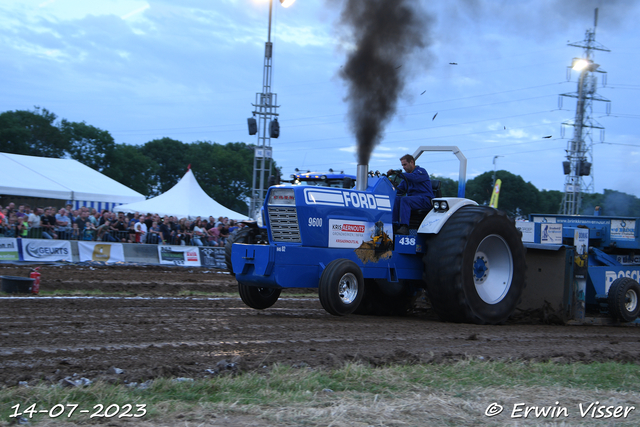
xmin=248 ymin=0 xmax=280 ymax=219
xmin=491 ymin=155 xmax=503 ymax=188
xmin=559 ymin=8 xmax=610 ymax=215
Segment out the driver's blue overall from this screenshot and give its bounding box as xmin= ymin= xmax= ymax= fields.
xmin=392 ymin=166 xmax=434 ymax=226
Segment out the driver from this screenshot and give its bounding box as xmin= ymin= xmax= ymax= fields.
xmin=387 ymin=154 xmax=434 ymax=235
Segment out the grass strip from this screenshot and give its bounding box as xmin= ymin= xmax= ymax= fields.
xmin=1 ymin=361 xmax=639 ymax=426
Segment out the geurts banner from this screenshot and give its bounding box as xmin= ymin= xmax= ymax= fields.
xmin=22 ymin=240 xmax=72 ymax=262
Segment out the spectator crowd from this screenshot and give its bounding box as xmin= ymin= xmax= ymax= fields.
xmin=0 ymin=202 xmax=243 ymax=246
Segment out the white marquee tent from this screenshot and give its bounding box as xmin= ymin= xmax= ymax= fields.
xmin=0 ymin=152 xmax=145 ymax=210
xmin=113 ymin=168 xmax=250 ymax=220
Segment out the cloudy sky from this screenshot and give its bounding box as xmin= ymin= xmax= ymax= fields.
xmin=1 ymin=0 xmax=639 ymax=197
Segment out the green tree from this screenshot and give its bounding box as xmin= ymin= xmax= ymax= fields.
xmin=104 ymin=143 xmax=158 ymax=196
xmin=466 ymin=170 xmax=539 ymax=218
xmin=188 ymin=141 xmax=254 ymax=214
xmin=141 ymin=137 xmax=189 ymax=196
xmin=0 ymin=107 xmax=67 ymax=157
xmin=430 ymin=175 xmax=458 ymax=197
xmin=537 ymin=190 xmax=564 ymax=214
xmin=61 ymin=120 xmax=116 ymax=173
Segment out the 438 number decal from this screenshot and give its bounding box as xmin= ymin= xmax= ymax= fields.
xmin=398 ymin=237 xmax=416 ymax=246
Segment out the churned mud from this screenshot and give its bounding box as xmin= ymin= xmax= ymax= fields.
xmin=1 ymin=264 xmax=640 ymax=387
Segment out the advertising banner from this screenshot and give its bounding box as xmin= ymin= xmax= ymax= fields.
xmin=199 ymin=247 xmax=226 ymax=269
xmin=611 ymin=219 xmax=635 ymax=241
xmin=516 ymin=222 xmax=535 ymax=243
xmin=0 ymin=238 xmax=19 ymax=261
xmin=77 ymin=242 xmax=125 ymax=263
xmin=158 ymin=246 xmax=201 ymax=266
xmin=328 ymin=219 xmax=393 ymax=249
xmin=21 ymin=239 xmax=72 ymax=262
xmin=540 ymin=223 xmax=563 ymax=245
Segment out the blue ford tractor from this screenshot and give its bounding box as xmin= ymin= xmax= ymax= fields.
xmin=228 ymin=146 xmax=526 ymax=324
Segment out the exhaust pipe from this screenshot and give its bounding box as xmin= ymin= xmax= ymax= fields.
xmin=356 ymin=164 xmax=368 ymax=191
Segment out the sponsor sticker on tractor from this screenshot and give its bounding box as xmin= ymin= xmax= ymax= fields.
xmin=610 ymin=219 xmax=635 ymax=241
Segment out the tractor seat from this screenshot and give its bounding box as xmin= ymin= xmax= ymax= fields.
xmin=408 ymin=180 xmax=442 ymax=229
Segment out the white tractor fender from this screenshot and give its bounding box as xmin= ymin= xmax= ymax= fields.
xmin=418 ymin=198 xmax=479 ymax=234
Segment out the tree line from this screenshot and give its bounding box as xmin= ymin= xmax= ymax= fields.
xmin=0 ymin=107 xmax=255 ymax=214
xmin=1 ymin=107 xmax=638 ymax=218
xmin=435 ymin=170 xmax=640 ymax=218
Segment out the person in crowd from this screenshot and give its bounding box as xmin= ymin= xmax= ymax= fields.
xmin=113 ymin=212 xmax=128 ymax=242
xmin=134 ymin=218 xmax=147 ymax=243
xmin=6 ymin=202 xmax=16 ymax=217
xmin=192 ymin=219 xmax=206 ymax=246
xmin=228 ymin=220 xmax=239 ymax=234
xmin=96 ymin=220 xmax=118 ymax=242
xmin=208 ymin=222 xmax=221 ymax=246
xmin=159 ymin=216 xmax=171 ymax=244
xmin=15 ymin=205 xmax=27 ymax=220
xmin=70 ymin=222 xmax=80 ymax=240
xmin=71 ymin=209 xmax=90 ymax=239
xmin=56 ymin=208 xmax=72 ymax=239
xmin=3 ymin=213 xmax=19 ymax=237
xmin=178 ymin=218 xmax=191 ymax=246
xmin=40 ymin=207 xmax=57 ymax=239
xmin=144 ymin=213 xmax=153 ymax=232
xmin=83 ymin=221 xmax=96 ymax=240
xmin=217 ymin=223 xmax=230 ymax=246
xmin=98 ymin=209 xmax=110 ymax=226
xmin=65 ymin=204 xmax=75 ymax=224
xmin=147 ymin=221 xmax=162 ymax=244
xmin=89 ymin=208 xmax=99 ymax=226
xmin=17 ymin=214 xmax=28 ymax=237
xmin=27 ymin=207 xmax=43 ymax=238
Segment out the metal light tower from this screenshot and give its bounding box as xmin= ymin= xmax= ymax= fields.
xmin=559 ymin=8 xmax=610 ymax=215
xmin=248 ymin=0 xmax=294 ymax=219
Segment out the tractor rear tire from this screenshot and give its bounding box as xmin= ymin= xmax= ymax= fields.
xmin=238 ymin=283 xmax=281 ymax=310
xmin=319 ymin=259 xmax=364 ymax=316
xmin=608 ymin=277 xmax=640 ymax=322
xmin=423 ymin=205 xmax=526 ymax=324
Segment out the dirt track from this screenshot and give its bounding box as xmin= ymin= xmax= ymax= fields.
xmin=1 ymin=264 xmax=640 ymax=387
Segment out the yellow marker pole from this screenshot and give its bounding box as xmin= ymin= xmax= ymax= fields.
xmin=489 ymin=179 xmax=501 ymax=209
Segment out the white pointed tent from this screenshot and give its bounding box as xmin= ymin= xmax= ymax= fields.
xmin=113 ymin=168 xmax=250 ymax=220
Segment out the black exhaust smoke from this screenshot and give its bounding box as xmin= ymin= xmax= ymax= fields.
xmin=336 ymin=0 xmax=431 ymax=166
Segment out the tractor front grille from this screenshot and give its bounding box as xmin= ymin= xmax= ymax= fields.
xmin=268 ymin=206 xmax=301 ymax=242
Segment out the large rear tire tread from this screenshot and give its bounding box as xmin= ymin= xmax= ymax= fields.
xmin=423 ymin=206 xmax=526 ymax=325
xmin=238 ymin=283 xmax=281 ymax=310
xmin=319 ymin=259 xmax=364 ymax=316
xmin=608 ymin=277 xmax=640 ymax=322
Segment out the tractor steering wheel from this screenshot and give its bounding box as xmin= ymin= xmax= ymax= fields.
xmin=386 ymin=170 xmax=408 ymax=196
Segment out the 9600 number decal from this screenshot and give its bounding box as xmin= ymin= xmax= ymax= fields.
xmin=308 ymin=218 xmax=323 ymax=227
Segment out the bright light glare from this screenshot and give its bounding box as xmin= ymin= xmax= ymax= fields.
xmin=280 ymin=0 xmax=296 ymax=7
xmin=572 ymin=59 xmax=589 ymax=71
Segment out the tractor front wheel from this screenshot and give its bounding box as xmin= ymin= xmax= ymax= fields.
xmin=319 ymin=259 xmax=364 ymax=316
xmin=238 ymin=283 xmax=281 ymax=310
